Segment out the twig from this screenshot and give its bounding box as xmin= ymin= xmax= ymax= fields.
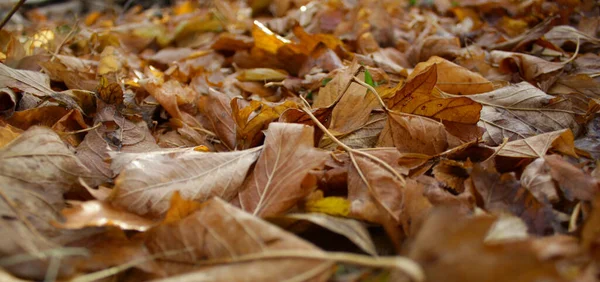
xmin=0 ymin=0 xmax=26 ymax=31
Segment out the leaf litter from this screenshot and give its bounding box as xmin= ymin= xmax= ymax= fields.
xmin=0 ymin=0 xmax=599 ymax=281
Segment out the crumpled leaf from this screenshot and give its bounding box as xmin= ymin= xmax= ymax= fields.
xmin=0 ymin=87 xmax=18 ymax=117
xmin=387 ymin=64 xmax=482 ymax=124
xmin=520 ymin=158 xmax=560 ymax=204
xmin=112 ymin=146 xmax=261 ymax=217
xmin=197 ymin=88 xmax=236 ymax=151
xmin=0 ymin=63 xmax=87 ymax=112
xmin=231 ymin=98 xmax=297 ymax=149
xmin=469 ymin=82 xmax=580 ymax=145
xmin=469 ymin=163 xmax=558 ymax=235
xmin=76 ymin=103 xmax=159 ymax=184
xmin=269 ymin=213 xmax=378 ymax=256
xmin=239 ymin=123 xmax=328 ymax=217
xmin=143 ymin=197 xmax=334 ymax=280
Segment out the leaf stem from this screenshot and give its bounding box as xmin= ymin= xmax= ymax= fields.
xmin=0 ymin=0 xmax=26 ymax=31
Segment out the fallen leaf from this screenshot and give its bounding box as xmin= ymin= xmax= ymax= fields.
xmin=143 ymin=197 xmax=334 ymax=280
xmin=197 ymin=88 xmax=236 ymax=151
xmin=469 ymin=163 xmax=558 ymax=235
xmin=0 ymin=87 xmax=18 ymax=117
xmin=239 ymin=123 xmax=328 ymax=217
xmin=409 ymin=208 xmax=567 ymax=282
xmin=0 ymin=63 xmax=86 ymax=112
xmin=56 ymin=200 xmax=155 ymax=231
xmin=231 ymin=98 xmax=297 ymax=149
xmin=76 ymin=103 xmax=159 ymax=184
xmin=112 ymin=146 xmax=261 ymax=217
xmin=269 ymin=213 xmax=378 ymax=256
xmin=410 ymin=56 xmax=494 ymax=95
xmin=469 ymin=82 xmax=580 ymax=145
xmin=544 ymin=154 xmax=599 ymax=202
xmin=495 ymin=129 xmax=577 ymax=158
xmin=387 ymin=64 xmax=482 ymax=124
xmin=378 ymin=111 xmax=449 ymax=155
xmin=521 ymin=158 xmax=560 ymax=203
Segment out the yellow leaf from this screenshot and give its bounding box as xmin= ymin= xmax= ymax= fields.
xmin=97 ymin=46 xmax=122 ymax=75
xmin=304 ymin=195 xmax=351 ymax=217
xmin=0 ymin=124 xmax=22 ymax=148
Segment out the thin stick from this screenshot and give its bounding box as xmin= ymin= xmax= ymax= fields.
xmin=0 ymin=0 xmax=26 ymax=30
xmin=351 ymin=77 xmax=389 ymax=111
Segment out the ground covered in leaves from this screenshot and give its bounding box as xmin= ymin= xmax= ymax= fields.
xmin=0 ymin=0 xmax=599 ymax=281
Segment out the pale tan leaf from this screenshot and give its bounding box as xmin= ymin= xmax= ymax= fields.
xmin=144 ymin=197 xmax=333 ymax=280
xmin=239 ymin=123 xmax=328 ymax=217
xmin=269 ymin=213 xmax=378 ymax=256
xmin=0 ymin=127 xmax=93 ymax=208
xmin=469 ymin=82 xmax=580 ymax=145
xmin=496 ymin=129 xmax=576 ymax=158
xmin=112 ymin=146 xmax=261 ymax=217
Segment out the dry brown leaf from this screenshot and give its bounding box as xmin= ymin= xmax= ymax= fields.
xmin=112 ymin=146 xmax=261 ymax=217
xmin=387 ymin=64 xmax=482 ymax=124
xmin=348 ymin=149 xmax=408 ymax=224
xmin=378 ymin=111 xmax=449 ymax=155
xmin=143 ymin=197 xmax=334 ymax=280
xmin=495 ymin=129 xmax=577 ymax=158
xmin=409 ymin=208 xmax=567 ymax=282
xmin=313 ymin=61 xmax=361 ymax=108
xmin=544 ymin=155 xmax=599 ymax=202
xmin=197 ymin=88 xmax=236 ymax=151
xmin=269 ymin=213 xmax=378 ymax=256
xmin=469 ymin=163 xmax=558 ymax=235
xmin=328 ymin=82 xmax=380 ymax=135
xmin=410 ymin=56 xmax=494 ymax=95
xmin=469 ymin=82 xmax=580 ymax=146
xmin=141 ymin=79 xmax=199 ymax=127
xmin=56 ymin=200 xmax=155 ymax=231
xmin=76 ymin=103 xmax=159 ymax=184
xmin=521 ymin=158 xmax=559 ymax=203
xmin=239 ymin=123 xmax=328 ymax=217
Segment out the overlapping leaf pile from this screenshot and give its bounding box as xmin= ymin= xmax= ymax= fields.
xmin=0 ymin=0 xmax=599 ymax=281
